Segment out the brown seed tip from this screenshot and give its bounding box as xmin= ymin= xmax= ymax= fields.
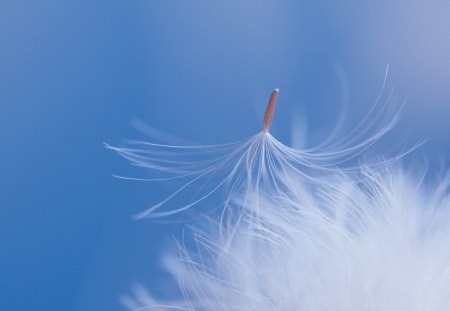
xmin=262 ymin=88 xmax=279 ymax=133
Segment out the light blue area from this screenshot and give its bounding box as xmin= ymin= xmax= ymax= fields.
xmin=1 ymin=1 xmax=449 ymax=310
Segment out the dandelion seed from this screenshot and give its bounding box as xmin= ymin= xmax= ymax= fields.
xmin=262 ymin=88 xmax=279 ymax=133
xmin=108 ymin=86 xmax=417 ymax=219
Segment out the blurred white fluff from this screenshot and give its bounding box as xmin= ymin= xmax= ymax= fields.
xmin=109 ymin=86 xmax=450 ymax=310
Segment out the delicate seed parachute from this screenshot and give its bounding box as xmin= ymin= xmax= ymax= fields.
xmin=108 ymin=86 xmax=450 ymax=311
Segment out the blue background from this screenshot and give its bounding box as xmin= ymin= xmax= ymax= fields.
xmin=1 ymin=1 xmax=449 ymax=310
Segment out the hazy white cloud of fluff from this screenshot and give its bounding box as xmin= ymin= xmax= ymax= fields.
xmin=110 ymin=85 xmax=450 ymax=310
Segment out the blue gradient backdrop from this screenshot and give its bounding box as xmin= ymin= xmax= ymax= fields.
xmin=1 ymin=1 xmax=449 ymax=310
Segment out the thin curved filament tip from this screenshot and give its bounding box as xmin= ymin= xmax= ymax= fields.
xmin=262 ymin=88 xmax=279 ymax=133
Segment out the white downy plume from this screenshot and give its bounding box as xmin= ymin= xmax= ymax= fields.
xmin=109 ymin=85 xmax=450 ymax=310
